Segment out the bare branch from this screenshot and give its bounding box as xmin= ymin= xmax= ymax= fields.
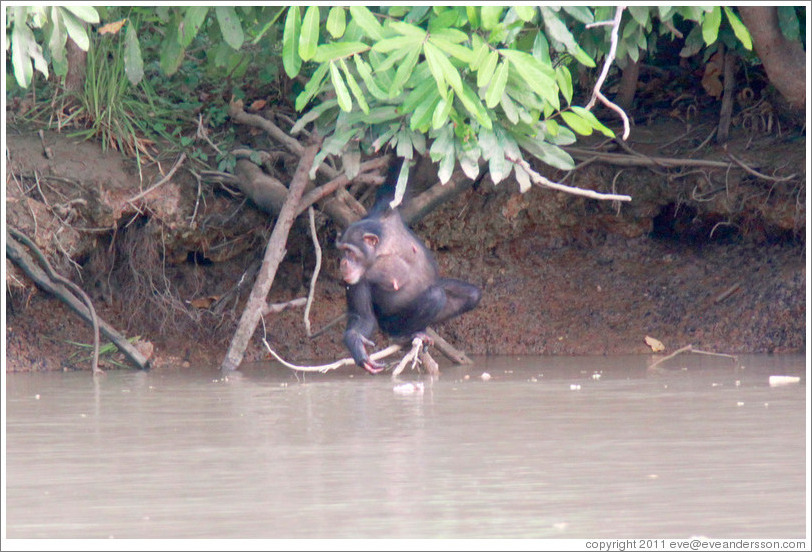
xmin=506 ymin=154 xmax=632 ymax=202
xmin=585 ymin=6 xmax=631 ymax=140
xmin=263 ymin=338 xmax=403 ymax=373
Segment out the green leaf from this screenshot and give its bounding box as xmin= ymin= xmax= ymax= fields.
xmin=62 ymin=6 xmax=99 ymax=23
xmin=330 ymin=61 xmax=352 ymax=111
xmin=466 ymin=6 xmax=480 ymax=30
xmin=354 ymin=55 xmax=389 ymax=100
xmin=532 ymin=32 xmax=551 ymax=66
xmin=292 ymin=97 xmax=336 ymax=133
xmin=340 ymin=58 xmax=369 ymax=114
xmin=159 ymin=26 xmax=185 ymax=76
xmin=47 ymin=8 xmax=68 ymax=75
xmin=477 ymin=50 xmax=498 ymax=88
xmin=349 ymin=6 xmax=384 ymax=41
xmin=389 ymin=21 xmax=427 ymax=39
xmin=294 ymin=62 xmax=329 ymax=111
xmin=430 ymin=28 xmax=469 ymax=44
xmin=299 ymin=6 xmax=319 ymax=61
xmin=282 ymin=7 xmax=302 ymax=77
xmin=390 ymin=44 xmax=421 ymax=97
xmin=61 ymin=9 xmax=90 ymax=51
xmin=216 ymin=7 xmax=244 ymax=50
xmin=469 ymin=39 xmax=489 ymax=70
xmin=424 ymin=41 xmax=462 ymax=99
xmin=180 ymin=7 xmax=208 ymax=47
xmin=723 ymin=7 xmax=752 ymax=50
xmin=562 ymin=6 xmax=594 ymax=24
xmin=570 ymin=106 xmax=614 ymax=138
xmin=432 ymin=97 xmax=452 ymax=130
xmin=515 ymin=6 xmax=536 ymax=22
xmin=313 ymin=41 xmax=368 ymax=62
xmin=628 ymin=6 xmax=650 ymax=27
xmin=373 ymin=35 xmax=421 ymax=53
xmin=560 ymin=112 xmax=592 ymax=136
xmin=555 ymin=65 xmax=573 ymax=106
xmin=458 ymin=81 xmax=492 ymax=129
xmin=481 ymin=6 xmax=503 ymax=30
xmin=11 ymin=17 xmax=34 ymax=87
xmin=680 ymin=25 xmax=704 ymax=58
xmin=373 ymin=47 xmax=411 ymax=73
xmin=431 ymin=127 xmax=456 ymax=183
xmin=429 ymin=37 xmax=474 ymax=64
xmin=702 ymin=6 xmax=721 ymax=45
xmin=499 ymin=50 xmax=558 ymax=109
xmin=124 ymin=22 xmax=144 ymax=85
xmin=400 ymin=78 xmax=437 ymax=115
xmin=540 ymin=7 xmax=595 ymax=67
xmin=326 ymin=7 xmax=346 ymax=38
xmin=500 ymin=91 xmax=519 ymax=124
xmin=517 ymin=135 xmax=574 ymax=170
xmin=485 ymin=60 xmax=509 ymax=108
xmin=410 ymin=94 xmax=440 ymax=133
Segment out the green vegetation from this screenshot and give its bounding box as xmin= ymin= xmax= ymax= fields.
xmin=5 ymin=6 xmax=806 ymax=189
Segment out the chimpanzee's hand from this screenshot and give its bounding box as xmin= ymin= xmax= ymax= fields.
xmin=358 ymin=335 xmax=386 ymax=374
xmin=363 ymin=359 xmax=386 ymax=374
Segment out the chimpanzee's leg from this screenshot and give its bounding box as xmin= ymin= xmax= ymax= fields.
xmin=376 ymin=285 xmax=446 ymax=338
xmin=432 ymin=278 xmax=481 ymax=325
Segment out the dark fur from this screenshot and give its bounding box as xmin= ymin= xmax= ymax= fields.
xmin=336 ymin=158 xmax=481 ymax=373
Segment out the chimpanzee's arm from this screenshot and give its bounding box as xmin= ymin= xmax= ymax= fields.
xmin=343 ymin=282 xmax=384 ymax=373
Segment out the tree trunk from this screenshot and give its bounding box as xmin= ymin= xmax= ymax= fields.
xmin=64 ymin=38 xmax=87 ymax=93
xmin=615 ymin=57 xmax=640 ymax=111
xmin=717 ymin=45 xmax=737 ymax=144
xmin=738 ymin=6 xmax=806 ymax=112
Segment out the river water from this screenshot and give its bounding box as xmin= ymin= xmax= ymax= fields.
xmin=4 ymin=354 xmax=808 ymax=539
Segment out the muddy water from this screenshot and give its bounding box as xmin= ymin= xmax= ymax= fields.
xmin=4 ymin=354 xmax=807 ymax=539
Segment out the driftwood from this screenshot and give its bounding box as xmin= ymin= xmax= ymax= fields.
xmin=648 ymin=344 xmax=739 ymax=371
xmin=7 ymin=229 xmax=150 ymax=372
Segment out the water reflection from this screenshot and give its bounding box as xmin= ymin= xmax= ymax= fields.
xmin=4 ymin=354 xmax=807 ymax=539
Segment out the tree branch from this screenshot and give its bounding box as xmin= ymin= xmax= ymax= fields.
xmin=221 ymin=138 xmax=322 ymax=372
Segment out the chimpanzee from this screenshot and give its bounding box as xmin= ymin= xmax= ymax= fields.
xmin=336 ymin=158 xmax=481 ymax=374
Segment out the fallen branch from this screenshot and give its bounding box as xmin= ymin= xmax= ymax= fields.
xmin=648 ymin=344 xmax=739 ymax=370
xmin=220 ymin=138 xmax=322 ymax=372
xmin=425 ymin=328 xmax=473 ymax=364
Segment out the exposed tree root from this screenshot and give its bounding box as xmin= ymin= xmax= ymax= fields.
xmin=7 ymin=228 xmax=150 ymax=372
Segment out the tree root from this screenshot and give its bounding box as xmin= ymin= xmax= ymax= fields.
xmin=7 ymin=228 xmax=150 ymax=372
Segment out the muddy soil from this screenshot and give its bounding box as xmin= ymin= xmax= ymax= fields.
xmin=4 ymin=113 xmax=807 ymax=373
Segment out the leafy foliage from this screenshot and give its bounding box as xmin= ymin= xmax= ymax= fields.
xmin=6 ymin=5 xmax=804 ymax=189
xmin=281 ymin=6 xmax=618 ymax=185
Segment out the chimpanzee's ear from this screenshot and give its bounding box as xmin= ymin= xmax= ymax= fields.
xmin=363 ymin=233 xmax=379 ymax=248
